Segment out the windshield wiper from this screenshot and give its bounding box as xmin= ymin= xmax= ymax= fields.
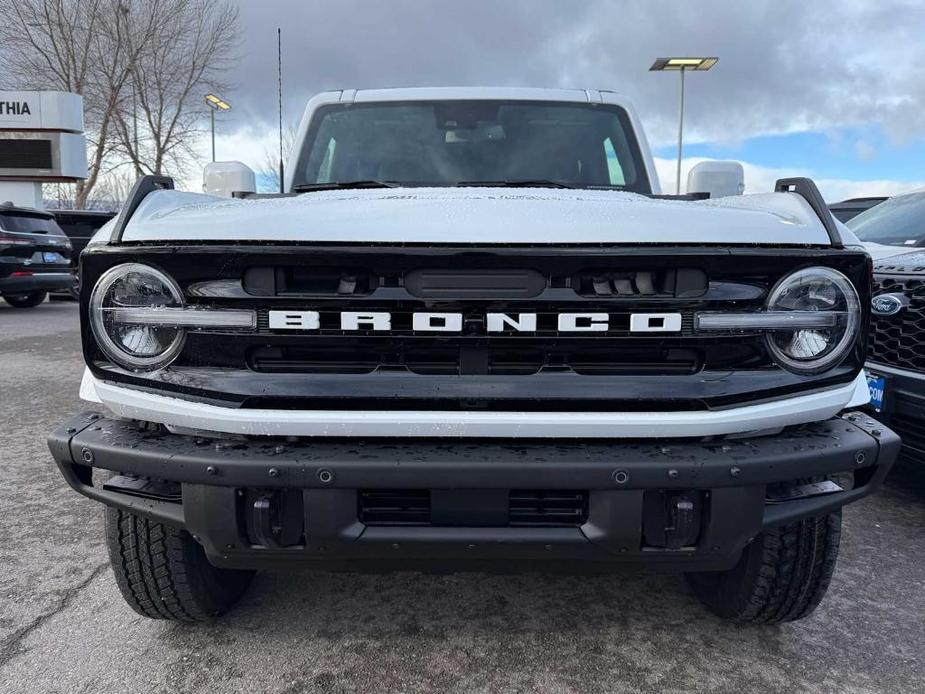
xmin=455 ymin=179 xmax=576 ymax=189
xmin=293 ymin=180 xmax=401 ymax=192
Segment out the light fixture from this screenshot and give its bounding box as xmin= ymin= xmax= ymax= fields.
xmin=649 ymin=57 xmax=719 ymax=194
xmin=649 ymin=57 xmax=718 ymax=71
xmin=204 ymin=93 xmax=231 ymax=111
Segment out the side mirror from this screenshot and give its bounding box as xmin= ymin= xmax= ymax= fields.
xmin=687 ymin=161 xmax=745 ymax=198
xmin=203 ymin=161 xmax=256 ymax=198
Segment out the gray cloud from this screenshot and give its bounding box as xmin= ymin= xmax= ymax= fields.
xmin=228 ymin=0 xmax=925 ymax=150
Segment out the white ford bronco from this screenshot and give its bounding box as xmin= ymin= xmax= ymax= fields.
xmin=48 ymin=87 xmax=898 ymax=623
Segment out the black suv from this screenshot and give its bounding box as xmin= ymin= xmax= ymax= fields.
xmin=49 ymin=209 xmax=116 ymax=300
xmin=0 ymin=202 xmax=75 ymax=308
xmin=850 ymin=191 xmax=925 ymax=460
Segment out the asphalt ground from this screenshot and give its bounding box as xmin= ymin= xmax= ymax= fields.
xmin=1 ymin=300 xmax=924 ymax=694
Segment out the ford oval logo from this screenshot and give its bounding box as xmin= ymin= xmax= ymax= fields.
xmin=871 ymin=293 xmax=906 ymax=316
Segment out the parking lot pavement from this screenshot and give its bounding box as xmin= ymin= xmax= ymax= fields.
xmin=1 ymin=300 xmax=924 ymax=694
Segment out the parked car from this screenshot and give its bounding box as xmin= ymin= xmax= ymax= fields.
xmin=48 ymin=87 xmax=897 ymax=625
xmin=849 ymin=190 xmax=925 ymax=461
xmin=0 ymin=202 xmax=75 ymax=308
xmin=49 ymin=209 xmax=117 ymax=300
xmin=829 ymin=196 xmax=887 ymax=223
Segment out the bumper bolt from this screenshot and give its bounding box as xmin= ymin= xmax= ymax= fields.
xmin=667 ymin=468 xmax=679 ymax=479
xmin=317 ymin=468 xmax=334 ymax=484
xmin=81 ymin=447 xmax=94 ymax=464
xmin=871 ymin=429 xmax=882 ymax=437
xmin=274 ymin=445 xmax=286 ymax=455
xmin=729 ymin=466 xmax=741 ymax=477
xmin=612 ymin=470 xmax=630 ymax=485
xmin=268 ymin=467 xmax=280 ymax=478
xmin=854 ymin=451 xmax=866 ymax=465
xmin=88 ymin=413 xmax=100 ymax=420
xmin=206 ymin=465 xmax=217 ymax=476
xmin=65 ymin=426 xmax=76 ymax=434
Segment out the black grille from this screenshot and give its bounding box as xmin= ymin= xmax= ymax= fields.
xmin=248 ymin=342 xmax=701 ymax=376
xmin=890 ymin=413 xmax=925 ymax=457
xmin=357 ymin=489 xmax=588 ymax=527
xmin=869 ymin=276 xmax=925 ymax=371
xmin=508 ymin=490 xmax=589 ymax=527
xmin=358 ymin=489 xmax=430 ymax=525
xmin=83 ymin=245 xmax=872 ymax=409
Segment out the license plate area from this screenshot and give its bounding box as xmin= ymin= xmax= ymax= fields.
xmin=42 ymin=251 xmax=67 ymax=264
xmin=866 ymin=371 xmax=886 ymax=412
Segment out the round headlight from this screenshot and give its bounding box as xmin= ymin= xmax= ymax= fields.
xmin=765 ymin=267 xmax=860 ymax=373
xmin=90 ymin=263 xmax=186 ymax=371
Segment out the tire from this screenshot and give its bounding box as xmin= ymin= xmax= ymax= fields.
xmin=3 ymin=290 xmax=47 ymax=308
xmin=105 ymin=507 xmax=254 ymax=622
xmin=686 ymin=511 xmax=841 ymax=624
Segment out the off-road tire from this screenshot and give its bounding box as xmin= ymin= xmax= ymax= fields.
xmin=685 ymin=511 xmax=841 ymax=624
xmin=3 ymin=290 xmax=46 ymax=308
xmin=105 ymin=507 xmax=254 ymax=622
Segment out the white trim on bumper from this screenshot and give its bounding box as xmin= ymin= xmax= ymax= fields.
xmin=79 ymin=369 xmax=870 ymax=439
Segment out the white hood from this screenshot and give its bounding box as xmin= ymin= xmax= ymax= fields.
xmin=121 ymin=187 xmax=833 ymax=245
xmin=862 ymin=242 xmax=921 ymax=261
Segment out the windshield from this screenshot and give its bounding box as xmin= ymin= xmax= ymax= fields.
xmin=848 ymin=192 xmax=925 ymax=247
xmin=293 ymin=100 xmax=651 ymax=192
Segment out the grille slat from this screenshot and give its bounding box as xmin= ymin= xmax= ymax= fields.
xmin=357 ymin=489 xmax=589 ymax=527
xmin=358 ymin=490 xmax=431 ymax=525
xmin=891 ymin=413 xmax=925 ymax=456
xmin=508 ymin=490 xmax=589 ymax=527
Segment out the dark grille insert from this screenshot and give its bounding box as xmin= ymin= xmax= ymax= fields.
xmin=890 ymin=413 xmax=925 ymax=456
xmin=869 ymin=276 xmax=925 ymax=372
xmin=358 ymin=489 xmax=431 ymax=526
xmin=357 ymin=489 xmax=589 ymax=527
xmin=508 ymin=490 xmax=589 ymax=527
xmin=248 ymin=342 xmax=700 ymax=376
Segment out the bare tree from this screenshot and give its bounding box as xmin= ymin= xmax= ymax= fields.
xmin=114 ymin=0 xmax=239 ymax=177
xmin=0 ymin=0 xmax=239 ymax=207
xmin=258 ymin=123 xmax=298 ymax=192
xmin=0 ymin=0 xmax=168 ymax=207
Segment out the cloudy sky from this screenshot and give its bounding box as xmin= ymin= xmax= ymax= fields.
xmin=205 ymin=0 xmax=925 ymax=200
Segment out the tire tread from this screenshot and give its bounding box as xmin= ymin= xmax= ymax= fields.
xmin=105 ymin=507 xmax=252 ymax=622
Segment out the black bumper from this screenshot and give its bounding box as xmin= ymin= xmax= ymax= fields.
xmin=866 ymin=362 xmax=925 ymax=460
xmin=48 ymin=412 xmax=899 ymax=572
xmin=0 ymin=271 xmax=75 ymax=294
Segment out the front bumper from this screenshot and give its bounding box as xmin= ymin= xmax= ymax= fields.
xmin=48 ymin=411 xmax=899 ymax=572
xmin=0 ymin=270 xmax=75 ymax=294
xmin=866 ymin=361 xmax=925 ymax=459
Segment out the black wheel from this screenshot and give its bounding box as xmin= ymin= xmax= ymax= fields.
xmin=3 ymin=290 xmax=47 ymax=308
xmin=686 ymin=511 xmax=841 ymax=624
xmin=105 ymin=507 xmax=254 ymax=622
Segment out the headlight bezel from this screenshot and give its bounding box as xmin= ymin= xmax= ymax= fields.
xmin=89 ymin=262 xmax=187 ymax=371
xmin=763 ymin=265 xmax=861 ymax=375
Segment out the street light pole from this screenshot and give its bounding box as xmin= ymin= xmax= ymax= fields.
xmin=649 ymin=57 xmax=718 ymax=195
xmin=204 ymin=94 xmax=231 ymax=163
xmin=210 ymin=108 xmax=215 ymax=162
xmin=676 ymin=66 xmax=686 ymax=195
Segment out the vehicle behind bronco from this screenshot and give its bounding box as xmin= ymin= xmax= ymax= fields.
xmin=48 ymin=88 xmax=897 ymax=624
xmin=0 ymin=202 xmax=74 ymax=308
